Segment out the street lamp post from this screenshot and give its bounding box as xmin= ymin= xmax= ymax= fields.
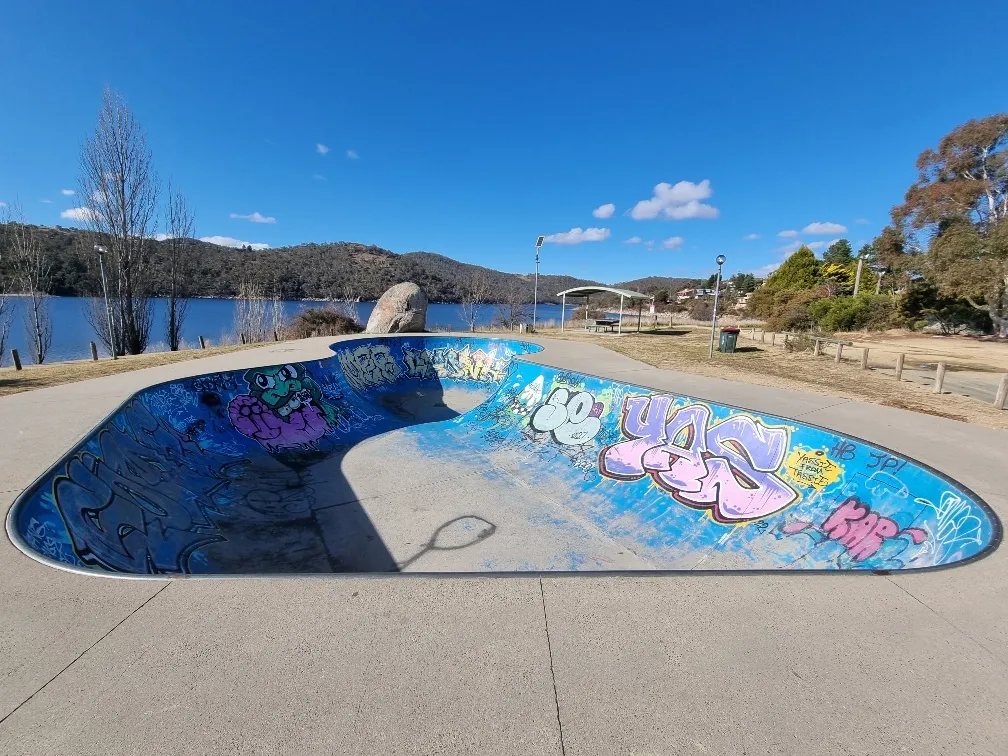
xmin=708 ymin=254 xmax=726 ymax=359
xmin=533 ymin=236 xmax=544 ymax=331
xmin=93 ymin=245 xmax=117 ymax=359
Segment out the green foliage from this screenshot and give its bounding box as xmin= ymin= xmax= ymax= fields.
xmin=730 ymin=272 xmax=758 ymax=293
xmin=823 ymin=239 xmax=854 ymax=265
xmin=818 ymin=262 xmax=855 ymax=295
xmin=286 ymin=308 xmax=364 ymax=338
xmin=899 ymin=279 xmax=993 ymax=335
xmin=807 ymin=294 xmax=901 ymax=333
xmin=746 ymin=286 xmax=820 ymax=331
xmin=767 ymin=246 xmax=820 ymax=290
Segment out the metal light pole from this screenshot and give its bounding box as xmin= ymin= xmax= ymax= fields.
xmin=708 ymin=254 xmax=726 ymax=359
xmin=533 ymin=235 xmax=544 ymax=331
xmin=93 ymin=245 xmax=117 ymax=359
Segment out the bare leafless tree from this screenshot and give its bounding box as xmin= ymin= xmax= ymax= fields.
xmin=164 ymin=184 xmax=194 ymax=350
xmin=493 ymin=280 xmax=531 ymax=330
xmin=78 ymin=87 xmax=158 ymax=355
xmin=331 ymin=283 xmax=360 ymax=324
xmin=233 ymin=276 xmax=269 ymax=343
xmin=458 ymin=270 xmax=491 ymax=332
xmin=270 ymin=283 xmax=286 ymax=340
xmin=4 ymin=204 xmax=53 ymax=363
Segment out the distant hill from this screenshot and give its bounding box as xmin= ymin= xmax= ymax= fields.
xmin=0 ymin=223 xmax=697 ymax=304
xmin=614 ymin=276 xmax=699 ymax=296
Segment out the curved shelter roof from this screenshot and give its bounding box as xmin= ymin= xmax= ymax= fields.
xmin=556 ymin=285 xmax=651 ymax=299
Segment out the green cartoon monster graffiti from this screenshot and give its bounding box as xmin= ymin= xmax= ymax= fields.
xmin=227 ymin=363 xmax=337 ymax=450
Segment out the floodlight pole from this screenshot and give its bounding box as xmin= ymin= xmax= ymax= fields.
xmin=94 ymin=245 xmax=117 ymax=360
xmin=708 ymin=254 xmax=726 ymax=360
xmin=533 ymin=236 xmax=544 ymax=331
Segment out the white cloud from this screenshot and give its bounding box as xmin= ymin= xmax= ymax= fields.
xmin=40 ymin=199 xmax=52 ymax=204
xmin=230 ymin=211 xmax=277 ymax=224
xmin=346 ymin=149 xmax=359 ymax=160
xmin=592 ymin=203 xmax=615 ymax=219
xmin=743 ymin=233 xmax=760 ymax=240
xmin=154 ymin=233 xmax=174 ymax=241
xmin=91 ymin=190 xmax=107 ymax=205
xmin=807 ymin=241 xmax=826 ymax=250
xmin=630 ymin=180 xmax=719 ymax=220
xmin=775 ymin=240 xmax=804 ymax=254
xmin=200 ymin=235 xmax=270 ymax=250
xmin=777 ymin=229 xmax=799 ymax=238
xmin=0 ymin=201 xmax=6 ymax=207
xmin=753 ymin=261 xmax=783 ymax=276
xmin=312 ymin=173 xmax=326 ymax=181
xmin=662 ymin=236 xmax=685 ymax=249
xmin=802 ymin=221 xmax=847 ymax=235
xmin=624 ymin=236 xmax=642 ymax=244
xmin=855 ymin=218 xmax=870 ymax=225
xmin=60 ymin=207 xmax=101 ymax=223
xmin=543 ymin=227 xmax=611 ymax=245
xmin=61 ymin=189 xmax=75 ymax=196
xmin=645 ymin=240 xmax=655 ymax=248
xmin=316 ymin=143 xmax=329 ymax=155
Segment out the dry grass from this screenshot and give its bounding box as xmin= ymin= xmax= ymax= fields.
xmin=0 ymin=343 xmax=261 ymax=397
xmin=538 ymin=325 xmax=1008 ymax=431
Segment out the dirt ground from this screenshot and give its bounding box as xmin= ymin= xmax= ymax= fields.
xmin=0 ymin=343 xmax=259 ymax=397
xmin=539 ymin=325 xmax=1008 ymax=431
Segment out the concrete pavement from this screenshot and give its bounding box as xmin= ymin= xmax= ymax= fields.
xmin=1 ymin=334 xmax=1005 ymax=755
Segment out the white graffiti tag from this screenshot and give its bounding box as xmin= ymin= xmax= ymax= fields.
xmin=530 ymin=387 xmax=603 ymax=446
xmin=914 ymin=491 xmax=985 ymax=565
xmin=337 ymin=344 xmax=402 ymax=392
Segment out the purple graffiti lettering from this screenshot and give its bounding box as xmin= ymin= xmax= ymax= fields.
xmin=599 ymin=394 xmax=798 ymax=523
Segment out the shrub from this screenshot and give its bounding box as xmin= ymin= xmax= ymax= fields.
xmin=688 ymin=299 xmax=713 ymax=321
xmin=808 ymin=294 xmax=900 ymax=333
xmin=286 ymin=307 xmax=364 ymax=339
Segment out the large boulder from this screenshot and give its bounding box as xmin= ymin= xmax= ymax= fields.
xmin=365 ymin=282 xmax=428 ymax=333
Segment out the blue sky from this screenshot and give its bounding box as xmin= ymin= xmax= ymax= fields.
xmin=0 ymin=0 xmax=1002 ymax=284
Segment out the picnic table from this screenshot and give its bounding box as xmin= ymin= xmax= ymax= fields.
xmin=588 ymin=318 xmax=619 ymax=332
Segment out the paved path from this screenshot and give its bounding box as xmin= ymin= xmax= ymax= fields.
xmin=1 ymin=335 xmax=1005 ymax=755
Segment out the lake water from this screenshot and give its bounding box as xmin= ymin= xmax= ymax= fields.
xmin=0 ymin=297 xmax=568 ymax=364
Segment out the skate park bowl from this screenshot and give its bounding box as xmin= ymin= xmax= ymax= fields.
xmin=6 ymin=335 xmax=1001 ymax=576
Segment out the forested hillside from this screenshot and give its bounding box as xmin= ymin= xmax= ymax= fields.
xmin=0 ymin=224 xmax=696 ymax=303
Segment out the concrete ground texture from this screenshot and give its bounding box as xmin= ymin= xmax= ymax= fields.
xmin=1 ymin=334 xmax=1005 ymax=755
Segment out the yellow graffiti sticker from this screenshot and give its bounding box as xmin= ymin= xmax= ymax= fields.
xmin=784 ymin=448 xmax=842 ymax=491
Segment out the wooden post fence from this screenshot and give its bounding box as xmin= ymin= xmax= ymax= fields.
xmin=813 ymin=340 xmax=822 ymax=357
xmin=89 ymin=341 xmax=98 ymax=361
xmin=198 ymin=335 xmax=206 ymax=349
xmin=860 ymin=348 xmax=869 ymax=370
xmin=895 ymin=353 xmax=904 ymax=382
xmin=770 ymin=333 xmax=776 ymax=346
xmin=11 ymin=348 xmax=22 ymax=371
xmin=995 ymin=374 xmax=1007 ymax=410
xmin=934 ymin=362 xmax=947 ymax=394
xmin=834 ymin=344 xmax=843 ymax=364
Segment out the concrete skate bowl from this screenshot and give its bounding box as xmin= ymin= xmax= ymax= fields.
xmin=6 ymin=335 xmax=1001 ymax=576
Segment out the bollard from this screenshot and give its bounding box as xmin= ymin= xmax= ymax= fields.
xmin=895 ymin=353 xmax=904 ymax=382
xmin=995 ymin=374 xmax=1008 ymax=410
xmin=771 ymin=333 xmax=776 ymax=346
xmin=198 ymin=335 xmax=206 ymax=349
xmin=751 ymin=327 xmax=756 ymax=340
xmin=90 ymin=341 xmax=98 ymax=361
xmin=813 ymin=339 xmax=822 ymax=357
xmin=760 ymin=330 xmax=765 ymax=343
xmin=860 ymin=347 xmax=869 ymax=370
xmin=11 ymin=348 xmax=22 ymax=371
xmin=934 ymin=362 xmax=946 ymax=394
xmin=835 ymin=344 xmax=843 ymax=364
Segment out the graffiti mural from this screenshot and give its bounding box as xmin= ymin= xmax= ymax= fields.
xmin=599 ymin=394 xmax=799 ymax=523
xmin=228 ymin=363 xmax=338 ymax=450
xmin=781 ymin=496 xmax=927 ymax=563
xmin=7 ymin=336 xmax=1000 ymax=575
xmin=530 ymin=387 xmax=604 ymax=446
